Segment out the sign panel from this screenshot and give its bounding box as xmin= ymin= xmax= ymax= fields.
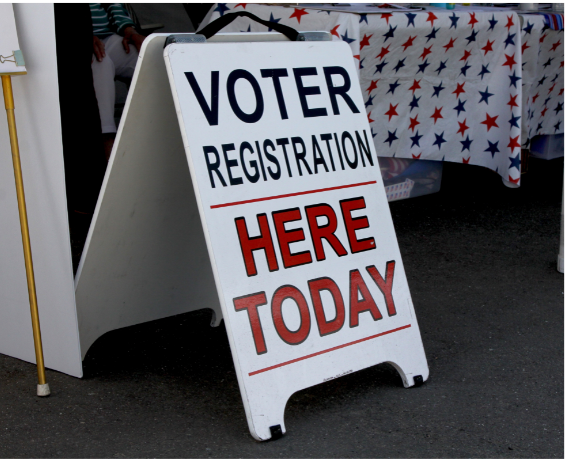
xmin=0 ymin=4 xmax=26 ymax=75
xmin=165 ymin=39 xmax=428 ymax=441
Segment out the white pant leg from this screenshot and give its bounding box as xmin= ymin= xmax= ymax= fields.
xmin=91 ymin=34 xmax=139 ymax=134
xmin=91 ymin=35 xmax=118 ymax=134
xmin=103 ymin=33 xmax=139 ymax=80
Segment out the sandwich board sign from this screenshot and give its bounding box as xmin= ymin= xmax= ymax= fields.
xmin=75 ymin=32 xmax=428 ymax=441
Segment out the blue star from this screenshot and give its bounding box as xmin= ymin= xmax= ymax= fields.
xmin=509 ymin=113 xmax=521 ymax=128
xmin=384 ymin=130 xmax=398 ymax=147
xmin=449 ymin=13 xmax=460 ymax=29
xmin=555 ymin=120 xmax=562 ymax=132
xmin=359 ymin=58 xmax=365 ymax=70
xmin=543 ymin=96 xmax=551 ymax=106
xmin=523 ymin=21 xmax=534 ymax=34
xmin=454 ymin=99 xmax=467 ymax=116
xmin=460 ymin=135 xmax=473 ymax=152
xmin=485 ymin=140 xmax=499 ymax=157
xmin=435 ymin=60 xmax=448 ymax=75
xmin=410 ymin=130 xmax=423 ymax=147
xmin=425 ymin=27 xmax=439 ymax=42
xmin=433 ymin=132 xmax=446 ymax=150
xmin=551 ymin=73 xmax=560 ymax=83
xmin=478 ymin=87 xmax=494 ymax=104
xmin=536 ymin=122 xmax=543 ymax=132
xmin=417 ymin=59 xmax=430 ymax=74
xmin=488 ymin=15 xmax=498 ymax=31
xmin=508 ymin=70 xmax=522 ymax=88
xmin=394 ymin=58 xmax=406 ymax=73
xmin=509 ymin=154 xmax=521 ymax=170
xmin=504 ymin=33 xmax=516 ymax=48
xmin=214 ymin=3 xmax=230 ymax=16
xmin=341 ymin=30 xmax=356 ymax=44
xmin=409 ymin=94 xmax=421 ymax=112
xmin=359 ymin=13 xmax=368 ymax=24
xmin=241 ymin=25 xmax=251 ymax=32
xmin=460 ymin=63 xmax=471 ymax=77
xmin=365 ymin=94 xmax=375 ymax=108
xmin=543 ymin=57 xmax=554 ymax=68
xmin=555 ymin=102 xmax=563 ymax=114
xmin=406 ymin=12 xmax=417 ymax=27
xmin=374 ymin=60 xmax=388 ymax=74
xmin=267 ymin=13 xmax=281 ymax=31
xmin=432 ymin=81 xmax=445 ymax=98
xmin=387 ymin=79 xmax=401 ymax=95
xmin=466 ymin=29 xmax=478 ymax=45
xmin=478 ymin=64 xmax=491 ymax=80
xmin=383 ymin=25 xmax=397 ymax=42
xmin=538 ymin=75 xmax=547 ymax=86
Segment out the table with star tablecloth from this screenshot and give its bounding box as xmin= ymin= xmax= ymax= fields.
xmin=204 ymin=4 xmax=564 ymax=188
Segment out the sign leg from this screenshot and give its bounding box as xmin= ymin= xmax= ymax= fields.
xmin=1 ymin=75 xmax=50 ymax=397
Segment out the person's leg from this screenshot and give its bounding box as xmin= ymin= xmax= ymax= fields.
xmin=103 ymin=33 xmax=139 ymax=80
xmin=91 ymin=50 xmax=116 ymax=134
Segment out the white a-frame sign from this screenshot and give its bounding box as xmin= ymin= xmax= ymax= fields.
xmin=76 ymin=32 xmax=428 ymax=441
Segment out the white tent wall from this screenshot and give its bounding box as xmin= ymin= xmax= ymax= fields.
xmin=0 ymin=4 xmax=82 ymax=378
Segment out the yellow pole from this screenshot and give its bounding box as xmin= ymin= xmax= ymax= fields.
xmin=1 ymin=74 xmax=50 ymax=397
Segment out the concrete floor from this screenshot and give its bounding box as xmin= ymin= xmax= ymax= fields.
xmin=0 ymin=158 xmax=562 ymax=457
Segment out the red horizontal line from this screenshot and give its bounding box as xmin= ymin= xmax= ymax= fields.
xmin=248 ymin=324 xmax=411 ymax=377
xmin=210 ymin=180 xmax=377 ymax=209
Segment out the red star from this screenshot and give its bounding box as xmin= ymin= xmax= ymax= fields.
xmin=353 ymin=55 xmax=360 ymax=61
xmin=507 ymin=94 xmax=519 ymax=108
xmin=462 ymin=157 xmax=470 ymax=164
xmin=457 ymin=119 xmax=469 ymax=136
xmin=385 ymin=103 xmax=399 ymax=122
xmin=409 ymin=79 xmax=421 ymax=93
xmin=560 ymin=88 xmax=564 ymax=96
xmin=508 ymin=176 xmax=520 ymax=185
xmin=289 ymin=7 xmax=309 ymax=23
xmin=420 ymin=45 xmax=433 ymax=60
xmin=453 ymin=82 xmax=466 ymax=98
xmin=366 ymin=79 xmax=379 ymax=94
xmin=505 ymin=15 xmax=514 ymax=31
xmin=540 ymin=34 xmax=547 ymax=43
xmin=330 ymin=24 xmax=340 ymax=38
xmin=360 ymin=33 xmax=373 ymax=50
xmin=561 ymin=61 xmax=564 ymax=68
xmin=443 ymin=37 xmax=457 ymax=52
xmin=402 ymin=35 xmax=417 ymax=52
xmin=381 ymin=13 xmax=393 ymax=25
xmin=502 ymin=53 xmax=517 ymax=70
xmin=508 ymin=135 xmax=521 ymax=152
xmin=427 ymin=12 xmax=438 ymax=27
xmin=412 ymin=153 xmax=422 ymax=159
xmin=532 ymin=93 xmax=539 ymax=103
xmin=460 ymin=50 xmax=472 ymax=62
xmin=430 ymin=106 xmax=443 ymax=124
xmin=522 ymin=41 xmax=530 ymax=54
xmin=481 ymin=113 xmax=499 ymax=131
xmin=469 ymin=12 xmax=478 ymax=28
xmin=234 ymin=3 xmax=247 ymax=8
xmin=548 ymin=83 xmax=556 ymax=94
xmin=368 ymin=111 xmax=374 ymax=124
xmin=409 ymin=114 xmax=420 ymax=132
xmin=376 ymin=45 xmax=390 ymax=60
xmin=482 ymin=40 xmax=494 ymax=56
xmin=550 ymin=40 xmax=562 ymax=52
xmin=541 ymin=106 xmax=548 ymax=117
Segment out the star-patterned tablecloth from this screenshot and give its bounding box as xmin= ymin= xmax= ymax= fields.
xmin=205 ymin=4 xmax=564 ymax=187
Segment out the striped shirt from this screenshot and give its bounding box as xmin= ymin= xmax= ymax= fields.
xmin=90 ymin=3 xmax=135 ymax=38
